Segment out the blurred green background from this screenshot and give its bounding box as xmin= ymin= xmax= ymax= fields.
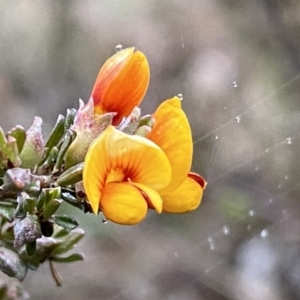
xmin=1 ymin=1 xmax=300 ymax=299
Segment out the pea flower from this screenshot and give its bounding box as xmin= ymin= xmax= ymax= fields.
xmin=90 ymin=47 xmax=150 ymax=125
xmin=83 ymin=96 xmax=206 ymax=224
xmin=83 ymin=126 xmax=172 ymax=225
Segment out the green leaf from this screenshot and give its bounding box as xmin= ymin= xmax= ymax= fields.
xmin=13 ymin=215 xmax=42 ymax=248
xmin=53 ymin=130 xmax=76 ymax=173
xmin=64 ymin=108 xmax=77 ymax=132
xmin=42 ymin=198 xmax=62 ymax=220
xmin=24 ymin=198 xmax=36 ymax=214
xmin=0 ymin=202 xmax=16 ymax=222
xmin=53 ymin=215 xmax=78 ymax=231
xmin=0 ymin=247 xmax=27 ymax=280
xmin=50 ymin=253 xmax=84 ymax=263
xmin=37 ymin=115 xmax=65 ymax=167
xmin=51 ymin=228 xmax=84 ymax=256
xmin=7 ymin=125 xmax=26 ymax=154
xmin=26 ymin=240 xmax=37 ymax=256
xmin=56 ymin=162 xmax=83 ymax=186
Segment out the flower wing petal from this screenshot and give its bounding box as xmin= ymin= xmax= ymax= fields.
xmin=131 ymin=182 xmax=163 ymax=213
xmin=101 ymin=182 xmax=147 ymax=225
xmin=162 ymin=177 xmax=203 ymax=213
xmin=148 ymin=97 xmax=193 ymax=195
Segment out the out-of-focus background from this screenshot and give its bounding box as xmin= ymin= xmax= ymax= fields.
xmin=1 ymin=0 xmax=300 ymax=299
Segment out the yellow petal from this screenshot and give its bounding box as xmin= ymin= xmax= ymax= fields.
xmin=162 ymin=177 xmax=203 ymax=213
xmin=131 ymin=182 xmax=163 ymax=213
xmin=91 ymin=47 xmax=150 ymax=125
xmin=83 ymin=126 xmax=172 ymax=214
xmin=148 ymin=97 xmax=193 ymax=195
xmin=101 ymin=182 xmax=147 ymax=225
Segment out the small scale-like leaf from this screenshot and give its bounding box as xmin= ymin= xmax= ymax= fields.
xmin=24 ymin=198 xmax=36 ymax=214
xmin=7 ymin=125 xmax=26 ymax=154
xmin=64 ymin=108 xmax=77 ymax=132
xmin=42 ymin=198 xmax=62 ymax=221
xmin=26 ymin=240 xmax=37 ymax=256
xmin=45 ymin=115 xmax=65 ymax=150
xmin=14 ymin=215 xmax=42 ymax=248
xmin=56 ymin=163 xmax=83 ymax=186
xmin=50 ymin=253 xmax=84 ymax=263
xmin=0 ymin=247 xmax=27 ymax=280
xmin=51 ymin=228 xmax=84 ymax=256
xmin=0 ymin=202 xmax=16 ymax=221
xmin=53 ymin=215 xmax=78 ymax=231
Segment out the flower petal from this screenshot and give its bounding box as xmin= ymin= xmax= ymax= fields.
xmin=148 ymin=97 xmax=193 ymax=195
xmin=101 ymin=182 xmax=147 ymax=225
xmin=130 ymin=182 xmax=163 ymax=213
xmin=83 ymin=126 xmax=172 ymax=214
xmin=91 ymin=48 xmax=150 ymax=125
xmin=162 ymin=177 xmax=203 ymax=213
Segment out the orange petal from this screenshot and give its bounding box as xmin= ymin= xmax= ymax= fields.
xmin=131 ymin=182 xmax=163 ymax=213
xmin=101 ymin=182 xmax=148 ymax=225
xmin=162 ymin=177 xmax=203 ymax=213
xmin=83 ymin=126 xmax=172 ymax=214
xmin=147 ymin=97 xmax=193 ymax=195
xmin=91 ymin=47 xmax=150 ymax=125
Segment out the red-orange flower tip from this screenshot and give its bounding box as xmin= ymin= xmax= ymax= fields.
xmin=90 ymin=47 xmax=150 ymax=125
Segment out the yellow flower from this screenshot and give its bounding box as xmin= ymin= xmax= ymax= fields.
xmin=83 ymin=126 xmax=172 ymax=225
xmin=147 ymin=97 xmax=206 ymax=213
xmin=90 ymin=47 xmax=150 ymax=125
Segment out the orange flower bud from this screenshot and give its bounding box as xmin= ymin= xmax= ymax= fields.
xmin=90 ymin=47 xmax=150 ymax=125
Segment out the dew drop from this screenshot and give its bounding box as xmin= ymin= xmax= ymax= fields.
xmin=115 ymin=44 xmax=123 ymax=52
xmin=232 ymin=81 xmax=238 ymax=88
xmin=207 ymin=237 xmax=215 ymax=250
xmin=249 ymin=210 xmax=255 ymax=217
xmin=215 ymin=135 xmax=219 ymax=140
xmin=222 ymin=225 xmax=230 ymax=235
xmin=177 ymin=93 xmax=183 ymax=100
xmin=260 ymin=229 xmax=269 ymax=238
xmin=102 ymin=217 xmax=108 ymax=224
xmin=235 ymin=116 xmax=240 ymax=123
xmin=286 ymin=137 xmax=292 ymax=145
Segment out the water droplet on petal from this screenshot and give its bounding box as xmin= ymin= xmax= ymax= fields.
xmin=286 ymin=137 xmax=292 ymax=145
xmin=222 ymin=225 xmax=230 ymax=235
xmin=235 ymin=116 xmax=240 ymax=123
xmin=260 ymin=229 xmax=269 ymax=238
xmin=177 ymin=93 xmax=183 ymax=100
xmin=115 ymin=44 xmax=123 ymax=52
xmin=232 ymin=81 xmax=238 ymax=88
